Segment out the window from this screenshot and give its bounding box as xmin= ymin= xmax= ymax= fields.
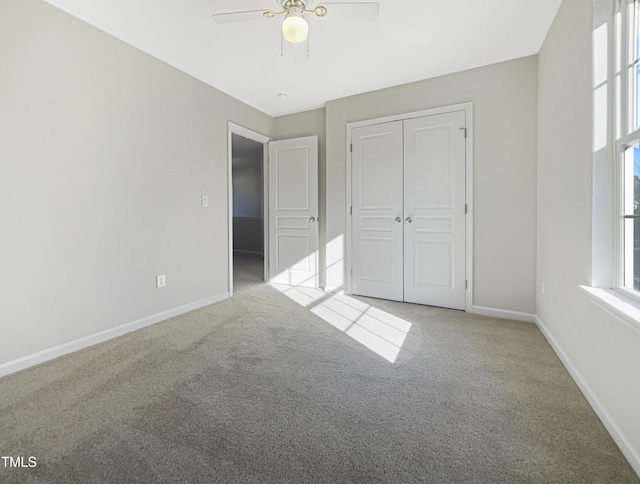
xmin=616 ymin=0 xmax=640 ymax=296
xmin=584 ymin=0 xmax=640 ymax=329
xmin=622 ymin=143 xmax=640 ymax=291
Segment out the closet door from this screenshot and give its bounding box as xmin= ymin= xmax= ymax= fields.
xmin=403 ymin=111 xmax=466 ymax=309
xmin=351 ymin=121 xmax=404 ymax=301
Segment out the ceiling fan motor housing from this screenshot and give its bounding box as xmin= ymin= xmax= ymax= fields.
xmin=287 ymin=3 xmax=304 ymax=16
xmin=278 ymin=0 xmax=314 ymax=8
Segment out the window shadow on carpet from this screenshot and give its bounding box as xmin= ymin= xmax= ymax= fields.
xmin=271 ymin=284 xmax=411 ymax=363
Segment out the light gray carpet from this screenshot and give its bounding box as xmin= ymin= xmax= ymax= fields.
xmin=0 ymin=252 xmax=637 ymax=483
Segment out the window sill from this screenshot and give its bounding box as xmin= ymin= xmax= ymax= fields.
xmin=580 ymin=285 xmax=640 ymax=336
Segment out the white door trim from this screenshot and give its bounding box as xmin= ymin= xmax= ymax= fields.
xmin=345 ymin=102 xmax=474 ymax=311
xmin=227 ymin=122 xmax=270 ymax=297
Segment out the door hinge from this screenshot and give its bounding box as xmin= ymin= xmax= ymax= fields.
xmin=351 ymin=268 xmax=353 ymax=276
xmin=465 ymin=280 xmax=468 ymax=290
xmin=465 ymin=203 xmax=468 ymax=214
xmin=460 ymin=127 xmax=467 ymax=138
xmin=350 ymin=206 xmax=352 ymax=215
xmin=350 ymin=143 xmax=353 ymax=153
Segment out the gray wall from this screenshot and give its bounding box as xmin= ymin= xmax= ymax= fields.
xmin=233 ymin=219 xmax=263 ymax=254
xmin=232 ymin=161 xmax=262 ymax=218
xmin=233 ymin=157 xmax=263 ymax=253
xmin=537 ymin=0 xmax=640 ymax=469
xmin=0 ymin=0 xmax=274 ymax=366
xmin=274 ymin=109 xmax=327 ymax=286
xmin=325 ymin=57 xmax=539 ymax=314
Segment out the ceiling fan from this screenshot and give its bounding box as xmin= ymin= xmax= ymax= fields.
xmin=212 ymin=0 xmax=380 ymax=44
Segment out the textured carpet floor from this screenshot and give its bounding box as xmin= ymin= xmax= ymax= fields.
xmin=0 ymin=252 xmax=637 ymax=483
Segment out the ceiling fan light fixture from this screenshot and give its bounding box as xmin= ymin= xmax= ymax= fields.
xmin=282 ymin=12 xmax=308 ymax=43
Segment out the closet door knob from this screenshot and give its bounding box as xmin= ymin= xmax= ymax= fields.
xmin=405 ymin=217 xmax=413 ymax=224
xmin=394 ymin=217 xmax=402 ymax=223
xmin=309 ymin=216 xmax=316 ymax=222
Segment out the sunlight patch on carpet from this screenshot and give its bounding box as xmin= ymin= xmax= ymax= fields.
xmin=271 ymin=284 xmax=326 ymax=307
xmin=271 ymin=285 xmax=411 ymax=363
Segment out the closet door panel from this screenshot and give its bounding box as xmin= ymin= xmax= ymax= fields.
xmin=351 ymin=121 xmax=404 ymax=301
xmin=403 ymin=111 xmax=466 ymax=309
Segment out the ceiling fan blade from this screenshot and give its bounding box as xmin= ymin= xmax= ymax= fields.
xmin=212 ymin=9 xmax=269 ymax=24
xmin=320 ymin=2 xmax=379 ymax=21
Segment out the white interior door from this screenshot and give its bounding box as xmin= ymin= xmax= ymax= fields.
xmin=268 ymin=136 xmax=318 ymax=287
xmin=351 ymin=121 xmax=404 ymax=301
xmin=403 ymin=111 xmax=466 ymax=309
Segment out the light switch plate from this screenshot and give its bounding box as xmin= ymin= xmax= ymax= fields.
xmin=201 ymin=194 xmax=209 ymax=208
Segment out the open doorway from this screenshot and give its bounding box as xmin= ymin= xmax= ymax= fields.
xmin=228 ymin=124 xmax=269 ymax=296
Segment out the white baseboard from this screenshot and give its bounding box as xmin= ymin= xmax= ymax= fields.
xmin=471 ymin=305 xmax=536 ymax=323
xmin=0 ymin=292 xmax=229 ymax=379
xmin=535 ymin=315 xmax=640 ymax=477
xmin=323 ymin=286 xmax=343 ymax=293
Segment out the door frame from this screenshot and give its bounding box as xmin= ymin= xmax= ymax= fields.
xmin=227 ymin=122 xmax=270 ymax=297
xmin=345 ymin=102 xmax=474 ymax=311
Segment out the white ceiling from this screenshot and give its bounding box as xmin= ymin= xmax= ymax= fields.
xmin=42 ymin=0 xmax=562 ymax=117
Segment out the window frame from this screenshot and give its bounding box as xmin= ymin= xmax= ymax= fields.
xmin=614 ymin=0 xmax=640 ymax=302
xmin=584 ymin=0 xmax=640 ymax=335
